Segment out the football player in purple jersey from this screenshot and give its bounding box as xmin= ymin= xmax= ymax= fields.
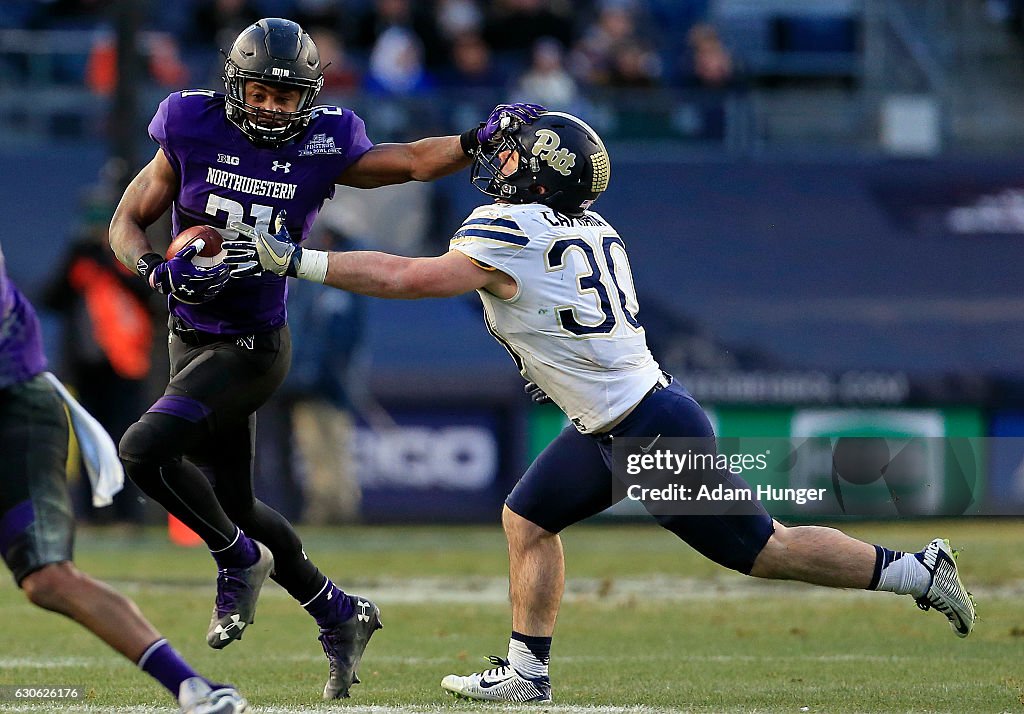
xmin=108 ymin=17 xmax=543 ymax=700
xmin=0 ymin=240 xmax=248 ymax=714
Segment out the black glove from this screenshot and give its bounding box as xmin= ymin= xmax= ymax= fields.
xmin=524 ymin=381 xmax=552 ymax=404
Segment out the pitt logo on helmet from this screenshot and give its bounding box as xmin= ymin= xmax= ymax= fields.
xmin=532 ymin=129 xmax=576 ymax=176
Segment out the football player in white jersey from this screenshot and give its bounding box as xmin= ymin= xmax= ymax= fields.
xmin=226 ymin=112 xmax=976 ymax=704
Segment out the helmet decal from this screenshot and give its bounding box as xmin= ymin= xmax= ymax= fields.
xmin=591 ymin=150 xmax=611 ymax=192
xmin=531 ymin=129 xmax=577 ymax=177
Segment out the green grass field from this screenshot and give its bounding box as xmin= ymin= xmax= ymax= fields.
xmin=1 ymin=519 xmax=1022 ymax=713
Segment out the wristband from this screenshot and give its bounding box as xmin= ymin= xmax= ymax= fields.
xmin=293 ymin=248 xmax=329 ymax=284
xmin=460 ymin=125 xmax=483 ymax=157
xmin=136 ymin=252 xmax=165 ymax=285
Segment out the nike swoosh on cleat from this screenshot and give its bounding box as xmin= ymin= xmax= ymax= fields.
xmin=477 ymin=678 xmax=505 ymax=689
xmin=944 ymin=601 xmax=969 ymax=631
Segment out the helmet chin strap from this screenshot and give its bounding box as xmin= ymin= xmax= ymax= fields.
xmin=234 ymin=102 xmax=307 ymax=146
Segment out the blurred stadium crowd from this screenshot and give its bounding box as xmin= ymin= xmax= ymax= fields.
xmin=0 ymin=0 xmax=818 ymax=145
xmin=4 ymin=0 xmax=726 ymax=96
xmin=9 ymin=0 xmax=1024 ymax=150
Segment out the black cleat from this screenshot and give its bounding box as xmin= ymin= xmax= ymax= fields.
xmin=318 ymin=597 xmax=382 ymax=699
xmin=206 ymin=542 xmax=274 ymax=649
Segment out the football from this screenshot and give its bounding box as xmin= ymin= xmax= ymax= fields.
xmin=165 ymin=225 xmax=226 ymax=268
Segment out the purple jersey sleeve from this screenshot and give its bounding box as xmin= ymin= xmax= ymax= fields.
xmin=341 ymin=111 xmax=373 ymax=171
xmin=148 ymin=93 xmax=182 ymax=177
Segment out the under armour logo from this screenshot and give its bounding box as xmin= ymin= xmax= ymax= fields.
xmin=271 ymin=161 xmax=291 ymax=173
xmin=356 ymin=600 xmax=372 ymax=622
xmin=214 ymin=614 xmax=247 ymax=640
xmin=236 ymin=335 xmax=254 ymax=350
xmin=532 ymin=129 xmax=576 ymax=176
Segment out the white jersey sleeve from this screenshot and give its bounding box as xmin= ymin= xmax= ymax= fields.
xmin=449 ymin=204 xmax=531 ymax=274
xmin=451 ymin=203 xmax=662 ymax=434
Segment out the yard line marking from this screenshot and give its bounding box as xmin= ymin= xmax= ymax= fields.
xmin=0 ymin=656 xmax=99 ymax=668
xmin=100 ymin=575 xmax=1024 ymax=605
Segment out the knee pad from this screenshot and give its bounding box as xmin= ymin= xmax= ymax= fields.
xmin=119 ymin=418 xmax=177 ymax=466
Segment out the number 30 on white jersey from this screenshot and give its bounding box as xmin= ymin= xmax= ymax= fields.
xmin=450 ymin=203 xmax=662 ymax=433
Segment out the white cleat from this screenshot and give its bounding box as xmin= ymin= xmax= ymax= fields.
xmin=441 ymin=656 xmax=551 ymax=703
xmin=915 ymin=538 xmax=976 ymax=638
xmin=178 ymin=677 xmax=249 ymax=714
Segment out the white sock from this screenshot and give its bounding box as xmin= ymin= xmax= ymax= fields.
xmin=877 ymin=552 xmax=931 ymax=597
xmin=508 ymin=637 xmax=549 ymax=680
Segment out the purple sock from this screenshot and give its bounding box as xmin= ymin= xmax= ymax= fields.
xmin=210 ymin=528 xmax=258 ymax=569
xmin=302 ymin=578 xmax=355 ymax=628
xmin=137 ymin=639 xmax=200 ymax=696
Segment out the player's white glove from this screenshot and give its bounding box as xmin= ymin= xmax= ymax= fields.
xmin=223 ymin=211 xmax=290 ymax=278
xmin=223 ymin=214 xmax=329 ymax=283
xmin=224 ymin=221 xmax=292 ymax=277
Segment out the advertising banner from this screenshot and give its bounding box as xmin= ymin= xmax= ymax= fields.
xmin=355 ymin=407 xmax=514 ymax=522
xmin=988 ymin=411 xmax=1024 ymax=513
xmin=779 ymin=409 xmax=983 ymax=517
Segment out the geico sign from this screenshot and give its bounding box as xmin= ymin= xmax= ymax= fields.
xmin=354 ymin=425 xmax=498 ymax=489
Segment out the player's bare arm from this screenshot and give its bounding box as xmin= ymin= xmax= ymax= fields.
xmin=110 ymin=148 xmax=229 ymax=302
xmin=336 ymin=138 xmax=471 ymax=188
xmin=109 ymin=149 xmax=177 ymax=272
xmin=225 ymin=222 xmax=515 ymax=300
xmin=337 ymin=102 xmax=546 ymax=188
xmin=322 ymin=249 xmax=516 ymax=299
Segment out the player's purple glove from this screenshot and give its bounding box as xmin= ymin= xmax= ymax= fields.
xmin=150 ymin=244 xmax=230 ymax=304
xmin=524 ymin=381 xmax=552 ymax=404
xmin=477 ymin=103 xmax=546 ymax=146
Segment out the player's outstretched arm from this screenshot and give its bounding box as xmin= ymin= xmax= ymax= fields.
xmin=225 ymin=221 xmax=514 ymax=299
xmin=319 ymin=249 xmax=513 ymax=299
xmin=336 ymin=103 xmax=546 ymax=188
xmin=337 ymin=137 xmax=469 ymax=188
